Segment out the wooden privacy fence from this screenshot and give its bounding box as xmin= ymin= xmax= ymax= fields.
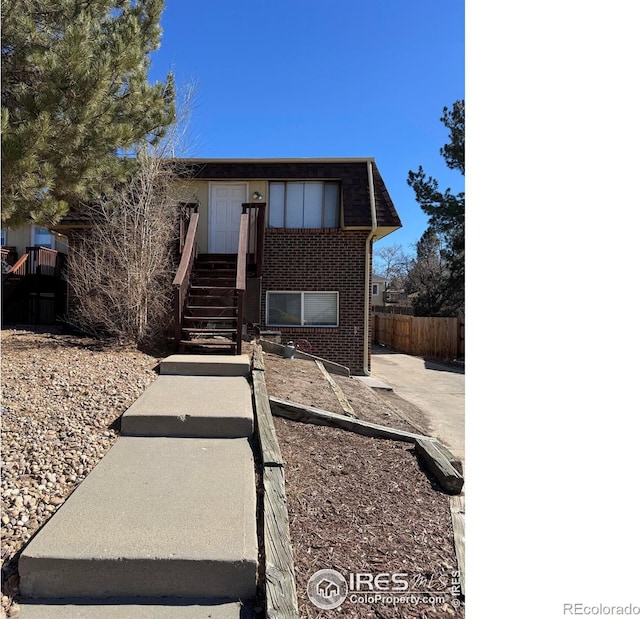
xmin=373 ymin=313 xmax=464 ymax=359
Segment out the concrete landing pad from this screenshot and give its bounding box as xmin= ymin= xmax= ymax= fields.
xmin=355 ymin=375 xmax=393 ymax=391
xmin=19 ymin=437 xmax=257 ymax=601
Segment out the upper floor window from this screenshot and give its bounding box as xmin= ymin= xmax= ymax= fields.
xmin=32 ymin=226 xmax=54 ymax=249
xmin=0 ymin=229 xmax=6 ymax=247
xmin=268 ymin=181 xmax=340 ymax=229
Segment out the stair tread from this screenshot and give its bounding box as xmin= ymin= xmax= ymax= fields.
xmin=184 ymin=315 xmax=237 ymax=320
xmin=180 ymin=339 xmax=236 ymax=346
xmin=189 ymin=284 xmax=235 ymax=291
xmin=186 ymin=306 xmax=237 ymax=310
xmin=180 ymin=332 xmax=236 ymax=336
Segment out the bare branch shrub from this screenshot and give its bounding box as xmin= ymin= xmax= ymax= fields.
xmin=65 ymin=84 xmax=198 ymax=346
xmin=66 ymin=152 xmax=180 ymax=346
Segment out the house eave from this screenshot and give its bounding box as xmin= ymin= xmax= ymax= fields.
xmin=174 ymin=157 xmax=377 ymax=164
xmin=343 ymin=225 xmax=401 ymax=240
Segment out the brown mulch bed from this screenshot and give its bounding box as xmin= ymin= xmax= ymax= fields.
xmin=262 ymin=350 xmax=464 ymax=618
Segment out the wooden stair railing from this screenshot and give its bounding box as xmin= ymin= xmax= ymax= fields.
xmin=241 ymin=202 xmax=265 ymax=277
xmin=174 ymin=211 xmax=254 ymax=355
xmin=7 ymin=252 xmax=29 ymax=276
xmin=234 ymin=213 xmax=249 ymax=354
xmin=172 ymin=211 xmax=200 ymax=346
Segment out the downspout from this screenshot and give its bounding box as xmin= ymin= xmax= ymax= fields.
xmin=363 ymin=160 xmax=378 ymax=375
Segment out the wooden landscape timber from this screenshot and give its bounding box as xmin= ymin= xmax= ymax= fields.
xmin=449 ymin=495 xmax=466 ymax=597
xmin=414 ymin=438 xmax=464 ymax=495
xmin=263 ymin=467 xmax=299 ymax=618
xmin=253 ymin=349 xmax=283 ymax=467
xmin=314 ymin=360 xmax=356 ymax=417
xmin=269 ymin=396 xmax=427 ymax=443
xmin=252 ymin=347 xmax=299 ymax=617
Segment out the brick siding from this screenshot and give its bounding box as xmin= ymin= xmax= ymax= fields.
xmin=262 ymin=228 xmax=372 ymax=374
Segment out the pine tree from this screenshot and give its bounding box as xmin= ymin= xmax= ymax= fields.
xmin=407 ymin=100 xmax=465 ymax=316
xmin=1 ymin=0 xmax=175 ymax=227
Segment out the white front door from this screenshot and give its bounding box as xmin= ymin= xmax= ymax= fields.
xmin=208 ymin=183 xmax=247 ymax=253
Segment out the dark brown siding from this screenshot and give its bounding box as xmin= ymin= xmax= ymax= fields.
xmin=261 ymin=228 xmax=372 ymax=374
xmin=183 ymin=161 xmax=400 ymax=229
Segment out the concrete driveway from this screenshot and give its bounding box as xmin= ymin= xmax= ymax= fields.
xmin=369 ymin=345 xmax=465 ymax=466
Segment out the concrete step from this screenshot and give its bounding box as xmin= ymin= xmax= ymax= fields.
xmin=179 ymin=342 xmax=237 ymax=354
xmin=19 ymin=437 xmax=257 ymax=601
xmin=121 ymin=376 xmax=253 ymax=438
xmin=160 ymin=354 xmax=250 ymax=376
xmin=18 ymin=600 xmax=251 ymax=618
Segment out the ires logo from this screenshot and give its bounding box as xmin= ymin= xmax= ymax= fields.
xmin=348 ymin=572 xmax=409 ymax=591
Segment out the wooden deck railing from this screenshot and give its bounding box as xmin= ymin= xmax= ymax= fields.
xmin=172 ymin=211 xmax=200 ymax=345
xmin=27 ymin=246 xmax=64 ymax=276
xmin=3 ymin=247 xmax=66 ymax=279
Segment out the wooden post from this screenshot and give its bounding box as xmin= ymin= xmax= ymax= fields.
xmin=255 ymin=203 xmax=266 ymax=278
xmin=236 ymin=290 xmax=244 ymax=355
xmin=414 ymin=438 xmax=464 ymax=495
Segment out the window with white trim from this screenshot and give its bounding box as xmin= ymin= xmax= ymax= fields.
xmin=268 ymin=181 xmax=340 ymax=228
xmin=266 ymin=291 xmax=339 ymax=326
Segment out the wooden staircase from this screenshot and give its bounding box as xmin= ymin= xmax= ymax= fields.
xmin=173 ymin=202 xmax=264 ymax=356
xmin=178 ymin=254 xmax=241 ymax=354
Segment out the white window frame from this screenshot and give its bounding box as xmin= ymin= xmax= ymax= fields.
xmin=268 ymin=181 xmax=340 ymax=229
xmin=266 ymin=291 xmax=339 ymax=327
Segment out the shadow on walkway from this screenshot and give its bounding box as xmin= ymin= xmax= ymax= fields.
xmin=372 ymin=344 xmax=465 ymax=375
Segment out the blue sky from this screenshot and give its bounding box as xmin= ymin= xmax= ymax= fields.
xmin=148 ymin=0 xmax=464 ymax=255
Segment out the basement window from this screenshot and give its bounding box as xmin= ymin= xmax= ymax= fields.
xmin=268 ymin=181 xmax=340 ymax=228
xmin=266 ymin=291 xmax=339 ymax=327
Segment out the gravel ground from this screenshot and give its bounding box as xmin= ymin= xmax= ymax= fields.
xmin=0 ymin=328 xmax=160 ymax=617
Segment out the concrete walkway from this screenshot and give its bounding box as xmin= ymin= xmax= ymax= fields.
xmin=18 ymin=355 xmax=257 ymax=618
xmin=370 ymin=345 xmax=465 ymax=467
